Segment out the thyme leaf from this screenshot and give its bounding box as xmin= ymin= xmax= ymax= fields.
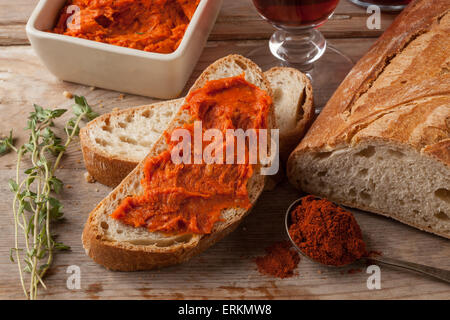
xmin=9 ymin=96 xmax=98 ymax=299
xmin=0 ymin=130 xmax=15 ymax=156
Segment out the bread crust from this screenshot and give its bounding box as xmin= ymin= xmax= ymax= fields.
xmin=82 ymin=55 xmax=274 ymax=271
xmin=80 ymin=136 xmax=138 ymax=188
xmin=265 ymin=67 xmax=314 ymax=162
xmin=82 ymin=203 xmax=255 ymax=271
xmin=290 ymin=0 xmax=449 ymax=161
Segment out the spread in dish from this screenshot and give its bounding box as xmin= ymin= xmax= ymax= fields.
xmin=53 ymin=0 xmax=200 ymax=54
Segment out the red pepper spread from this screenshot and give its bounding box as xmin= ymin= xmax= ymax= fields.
xmin=52 ymin=0 xmax=200 ymax=54
xmin=110 ymin=75 xmax=272 ymax=235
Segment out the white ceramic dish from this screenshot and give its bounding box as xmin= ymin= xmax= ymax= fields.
xmin=26 ymin=0 xmax=222 ymax=99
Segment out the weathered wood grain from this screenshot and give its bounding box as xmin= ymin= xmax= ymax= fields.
xmin=0 ymin=25 xmax=27 ymax=46
xmin=1 ymin=172 xmax=449 ymax=300
xmin=0 ymin=0 xmax=398 ymax=46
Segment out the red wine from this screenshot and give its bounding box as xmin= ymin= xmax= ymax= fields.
xmin=252 ymin=0 xmax=340 ymax=28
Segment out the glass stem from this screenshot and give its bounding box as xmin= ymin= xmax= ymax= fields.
xmin=269 ymin=28 xmax=327 ymax=68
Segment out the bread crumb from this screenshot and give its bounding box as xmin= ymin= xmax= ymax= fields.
xmin=317 ymin=270 xmax=322 ymax=274
xmin=63 ymin=91 xmax=73 ymax=99
xmin=66 ymin=185 xmax=73 ymax=189
xmin=89 ymin=86 xmax=96 ymax=91
xmin=112 ymin=107 xmax=120 ymax=112
xmin=84 ymin=171 xmax=96 ymax=183
xmin=118 ymin=94 xmax=125 ymax=100
xmin=100 ymin=105 xmax=104 ymax=108
xmin=95 ymin=188 xmax=99 ymax=192
xmin=77 ymin=159 xmax=81 ymax=164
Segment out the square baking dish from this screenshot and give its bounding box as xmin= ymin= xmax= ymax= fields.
xmin=26 ymin=0 xmax=222 ymax=99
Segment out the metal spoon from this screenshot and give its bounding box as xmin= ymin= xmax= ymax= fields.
xmin=285 ymin=197 xmax=450 ymax=284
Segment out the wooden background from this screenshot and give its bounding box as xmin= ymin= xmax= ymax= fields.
xmin=0 ymin=0 xmax=449 ymax=300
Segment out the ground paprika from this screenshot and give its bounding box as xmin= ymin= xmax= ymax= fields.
xmin=255 ymin=241 xmax=300 ymax=278
xmin=288 ymin=195 xmax=367 ymax=266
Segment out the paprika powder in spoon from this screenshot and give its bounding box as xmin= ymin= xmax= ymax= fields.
xmin=288 ymin=195 xmax=367 ymax=267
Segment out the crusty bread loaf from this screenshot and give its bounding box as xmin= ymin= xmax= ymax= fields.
xmin=80 ymin=67 xmax=313 ymax=187
xmin=82 ymin=55 xmax=275 ymax=271
xmin=287 ymin=0 xmax=450 ymax=239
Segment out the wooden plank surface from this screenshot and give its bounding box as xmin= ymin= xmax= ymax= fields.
xmin=1 ymin=40 xmax=450 ymax=300
xmin=1 ymin=0 xmax=449 ymax=301
xmin=0 ymin=0 xmax=397 ymax=45
xmin=1 ymin=173 xmax=449 ymax=300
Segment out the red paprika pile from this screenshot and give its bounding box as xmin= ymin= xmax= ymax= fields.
xmin=255 ymin=241 xmax=300 ymax=278
xmin=288 ymin=195 xmax=367 ymax=266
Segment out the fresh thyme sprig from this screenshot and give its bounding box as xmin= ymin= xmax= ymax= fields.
xmin=7 ymin=96 xmax=98 ymax=300
xmin=0 ymin=130 xmax=15 ymax=155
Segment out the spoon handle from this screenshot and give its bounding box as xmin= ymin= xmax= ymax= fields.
xmin=367 ymin=256 xmax=450 ymax=284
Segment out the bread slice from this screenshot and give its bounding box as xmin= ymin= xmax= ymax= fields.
xmin=80 ymin=68 xmax=313 ymax=187
xmin=80 ymin=100 xmax=182 ymax=187
xmin=287 ymin=1 xmax=450 ymax=239
xmin=82 ymin=55 xmax=275 ymax=271
xmin=265 ymin=67 xmax=314 ymax=162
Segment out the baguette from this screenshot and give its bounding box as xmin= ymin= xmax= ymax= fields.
xmin=80 ymin=68 xmax=313 ymax=187
xmin=287 ymin=0 xmax=450 ymax=238
xmin=82 ymin=55 xmax=275 ymax=271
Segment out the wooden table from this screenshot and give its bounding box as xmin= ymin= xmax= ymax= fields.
xmin=1 ymin=0 xmax=449 ymax=300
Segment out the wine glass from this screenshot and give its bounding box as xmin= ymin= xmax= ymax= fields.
xmin=248 ymin=0 xmax=354 ymax=111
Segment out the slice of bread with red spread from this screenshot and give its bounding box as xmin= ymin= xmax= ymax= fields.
xmin=82 ymin=55 xmax=276 ymax=271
